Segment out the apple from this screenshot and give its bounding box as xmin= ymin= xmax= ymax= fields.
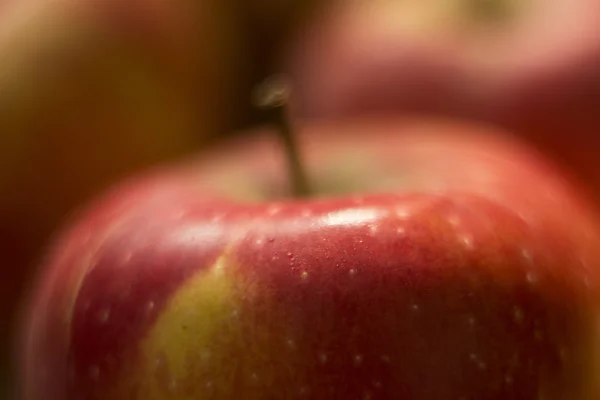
xmin=17 ymin=117 xmax=600 ymax=399
xmin=0 ymin=0 xmax=246 ymax=361
xmin=284 ymin=0 xmax=600 ymax=200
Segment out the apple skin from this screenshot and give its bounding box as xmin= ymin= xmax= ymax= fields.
xmin=0 ymin=0 xmax=245 ymax=367
xmin=284 ymin=0 xmax=600 ymax=199
xmin=18 ymin=118 xmax=600 ymax=399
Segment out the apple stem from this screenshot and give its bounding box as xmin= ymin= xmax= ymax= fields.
xmin=253 ymin=75 xmax=311 ymax=198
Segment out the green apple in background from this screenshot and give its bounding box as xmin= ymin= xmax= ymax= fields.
xmin=284 ymin=0 xmax=600 ymax=203
xmin=18 ymin=116 xmax=600 ymax=399
xmin=0 ymin=0 xmax=247 ymax=392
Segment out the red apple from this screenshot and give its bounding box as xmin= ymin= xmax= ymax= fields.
xmin=0 ymin=0 xmax=246 ymax=365
xmin=284 ymin=0 xmax=600 ymax=200
xmin=17 ymin=118 xmax=600 ymax=399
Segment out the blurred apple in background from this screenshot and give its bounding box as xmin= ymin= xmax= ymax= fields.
xmin=284 ymin=0 xmax=600 ymax=201
xmin=0 ymin=0 xmax=247 ymax=393
xmin=18 ymin=117 xmax=600 ymax=399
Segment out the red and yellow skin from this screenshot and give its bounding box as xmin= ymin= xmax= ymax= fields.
xmin=18 ymin=118 xmax=600 ymax=399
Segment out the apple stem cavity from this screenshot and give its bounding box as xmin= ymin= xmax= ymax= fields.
xmin=253 ymin=75 xmax=311 ymax=198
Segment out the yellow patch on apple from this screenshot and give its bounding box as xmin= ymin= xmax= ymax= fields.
xmin=115 ymin=254 xmax=308 ymax=399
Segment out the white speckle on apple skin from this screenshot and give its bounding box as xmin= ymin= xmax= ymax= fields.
xmin=349 ymin=268 xmax=357 ymax=277
xmin=411 ymin=304 xmax=420 ymax=313
xmin=368 ymin=224 xmax=378 ymax=234
xmin=469 ymin=354 xmax=487 ymax=370
xmin=352 ymin=196 xmax=365 ymax=205
xmin=301 ymin=209 xmax=313 ymax=217
xmin=214 ymin=262 xmax=225 ymax=275
xmin=211 ymin=213 xmax=226 ymax=222
xmin=300 ymin=271 xmax=309 ymax=280
xmin=395 ymin=207 xmax=410 ymax=219
xmin=267 ymin=205 xmax=282 ymax=216
xmin=153 ymin=354 xmax=164 ymax=371
xmin=97 ymin=308 xmax=110 ymax=324
xmin=526 ymin=271 xmax=539 ymax=284
xmin=514 ymin=307 xmax=525 ymax=323
xmin=583 ymin=274 xmax=592 ymax=289
xmin=354 ymin=354 xmax=363 ymax=366
xmin=460 ymin=235 xmax=474 ymax=250
xmin=521 ymin=248 xmax=533 ymax=263
xmin=145 ymin=301 xmax=155 ymax=315
xmin=319 ymin=353 xmax=328 ymax=364
xmin=448 ymin=214 xmax=461 ymax=227
xmin=467 ymin=316 xmax=476 ymax=327
xmin=168 ymin=379 xmax=178 ymax=393
xmin=255 ymin=238 xmax=264 ymax=246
